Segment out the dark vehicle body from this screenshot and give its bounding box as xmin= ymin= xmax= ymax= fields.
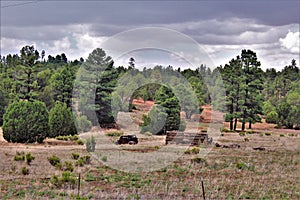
xmin=116 ymin=135 xmax=138 ymax=145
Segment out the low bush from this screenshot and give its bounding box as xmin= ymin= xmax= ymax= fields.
xmin=71 ymin=153 xmax=80 ymax=160
xmin=14 ymin=151 xmax=25 ymax=161
xmin=21 ymin=167 xmax=29 ymax=175
xmin=184 ymin=147 xmax=200 ymax=154
xmin=64 ymin=161 xmax=74 ymax=172
xmin=48 ymin=155 xmax=61 ymax=168
xmin=265 ymin=132 xmax=272 ymax=136
xmin=106 ymin=131 xmax=124 ymax=137
xmin=86 ymin=136 xmax=96 ymax=152
xmin=239 ymin=132 xmax=246 ymax=136
xmin=25 ymin=153 xmax=35 ymax=165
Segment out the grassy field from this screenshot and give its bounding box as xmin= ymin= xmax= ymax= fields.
xmin=0 ymin=121 xmax=299 ymax=200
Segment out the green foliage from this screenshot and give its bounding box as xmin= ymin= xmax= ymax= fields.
xmin=49 ymin=102 xmax=77 ymax=138
xmin=48 ymin=155 xmax=61 ymax=168
xmin=25 ymin=153 xmax=35 ymax=165
xmin=265 ymin=111 xmax=279 ymax=124
xmin=0 ymin=90 xmax=8 ymax=126
xmin=155 ymin=86 xmax=181 ymax=132
xmin=77 ymin=140 xmax=84 ymax=145
xmin=221 ymin=49 xmax=264 ymax=131
xmin=265 ymin=132 xmax=271 ymax=136
xmin=64 ymin=161 xmax=74 ymax=172
xmin=51 ymin=65 xmax=76 ymax=108
xmin=140 ymin=105 xmax=168 ymax=134
xmin=3 ymin=100 xmax=49 ymax=143
xmin=76 ymin=48 xmax=118 ymax=127
xmin=106 ymin=131 xmax=124 ymax=137
xmin=86 ymin=136 xmax=96 ymax=152
xmin=184 ymin=147 xmax=200 ymax=154
xmin=262 ymin=101 xmax=276 ymax=115
xmin=21 ymin=167 xmax=29 ymax=175
xmin=76 ymin=115 xmax=93 ymax=133
xmin=14 ymin=151 xmax=25 ymax=161
xmin=71 ymin=153 xmax=80 ymax=160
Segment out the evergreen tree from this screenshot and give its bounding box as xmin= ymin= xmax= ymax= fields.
xmin=155 ymin=86 xmax=181 ymax=133
xmin=49 ymin=102 xmax=77 ymax=138
xmin=3 ymin=100 xmax=49 ymax=143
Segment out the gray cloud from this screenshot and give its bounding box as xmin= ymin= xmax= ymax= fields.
xmin=0 ymin=1 xmax=299 ymax=70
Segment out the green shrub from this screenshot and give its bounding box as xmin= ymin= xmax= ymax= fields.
xmin=266 ymin=111 xmax=279 ymax=124
xmin=239 ymin=132 xmax=246 ymax=137
xmin=244 ymin=138 xmax=249 ymax=142
xmin=64 ymin=161 xmax=74 ymax=172
xmin=48 ymin=155 xmax=61 ymax=167
xmin=191 ymin=157 xmax=207 ymax=165
xmin=77 ymin=140 xmax=84 ymax=145
xmin=101 ymin=156 xmax=107 ymax=162
xmin=3 ymin=100 xmax=49 ymax=143
xmin=49 ymin=102 xmax=77 ymax=138
xmin=25 ymin=153 xmax=35 ymax=165
xmin=14 ymin=151 xmax=25 ymax=161
xmin=50 ymin=175 xmax=62 ymax=187
xmin=21 ymin=167 xmax=29 ymax=175
xmin=106 ymin=131 xmax=124 ymax=137
xmin=185 ymin=147 xmax=200 ymax=154
xmin=86 ymin=136 xmax=96 ymax=152
xmin=71 ymin=153 xmax=80 ymax=160
xmin=280 ymin=134 xmax=285 ymax=137
xmin=76 ymin=115 xmax=93 ymax=133
xmin=265 ymin=132 xmax=272 ymax=136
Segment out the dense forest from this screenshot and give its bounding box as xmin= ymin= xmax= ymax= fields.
xmin=0 ymin=45 xmax=299 ymax=143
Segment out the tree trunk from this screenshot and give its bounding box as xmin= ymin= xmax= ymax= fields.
xmin=248 ymin=122 xmax=252 ymax=129
xmin=241 ymin=122 xmax=245 ymax=131
xmin=234 ymin=118 xmax=238 ymax=131
xmin=230 ymin=120 xmax=233 ymax=130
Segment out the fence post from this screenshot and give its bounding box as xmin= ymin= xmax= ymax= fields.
xmin=201 ymin=178 xmax=206 ymax=200
xmin=78 ymin=173 xmax=81 ymax=196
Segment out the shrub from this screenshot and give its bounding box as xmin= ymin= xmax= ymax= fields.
xmin=191 ymin=157 xmax=207 ymax=165
xmin=77 ymin=140 xmax=84 ymax=145
xmin=239 ymin=132 xmax=246 ymax=137
xmin=76 ymin=115 xmax=92 ymax=133
xmin=71 ymin=153 xmax=80 ymax=160
xmin=244 ymin=138 xmax=249 ymax=142
xmin=14 ymin=151 xmax=25 ymax=161
xmin=3 ymin=100 xmax=49 ymax=143
xmin=185 ymin=147 xmax=200 ymax=154
xmin=21 ymin=167 xmax=29 ymax=175
xmin=106 ymin=131 xmax=124 ymax=137
xmin=49 ymin=102 xmax=77 ymax=138
xmin=48 ymin=155 xmax=61 ymax=167
xmin=25 ymin=153 xmax=35 ymax=165
xmin=266 ymin=111 xmax=279 ymax=124
xmin=86 ymin=136 xmax=96 ymax=152
xmin=265 ymin=132 xmax=272 ymax=136
xmin=64 ymin=161 xmax=74 ymax=172
xmin=280 ymin=134 xmax=285 ymax=137
xmin=101 ymin=156 xmax=107 ymax=162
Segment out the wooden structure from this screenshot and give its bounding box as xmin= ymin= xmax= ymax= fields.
xmin=166 ymin=131 xmax=208 ymax=146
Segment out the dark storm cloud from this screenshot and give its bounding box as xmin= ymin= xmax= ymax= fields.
xmin=1 ymin=1 xmax=299 ymax=28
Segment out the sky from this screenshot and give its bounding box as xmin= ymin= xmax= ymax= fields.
xmin=0 ymin=0 xmax=299 ymax=71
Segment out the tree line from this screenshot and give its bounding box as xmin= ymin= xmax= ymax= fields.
xmin=0 ymin=45 xmax=299 ymax=143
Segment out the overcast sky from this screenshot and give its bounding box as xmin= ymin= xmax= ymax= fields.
xmin=1 ymin=0 xmax=299 ymax=70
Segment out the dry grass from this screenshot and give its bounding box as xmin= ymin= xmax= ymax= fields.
xmin=0 ymin=104 xmax=299 ymax=199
